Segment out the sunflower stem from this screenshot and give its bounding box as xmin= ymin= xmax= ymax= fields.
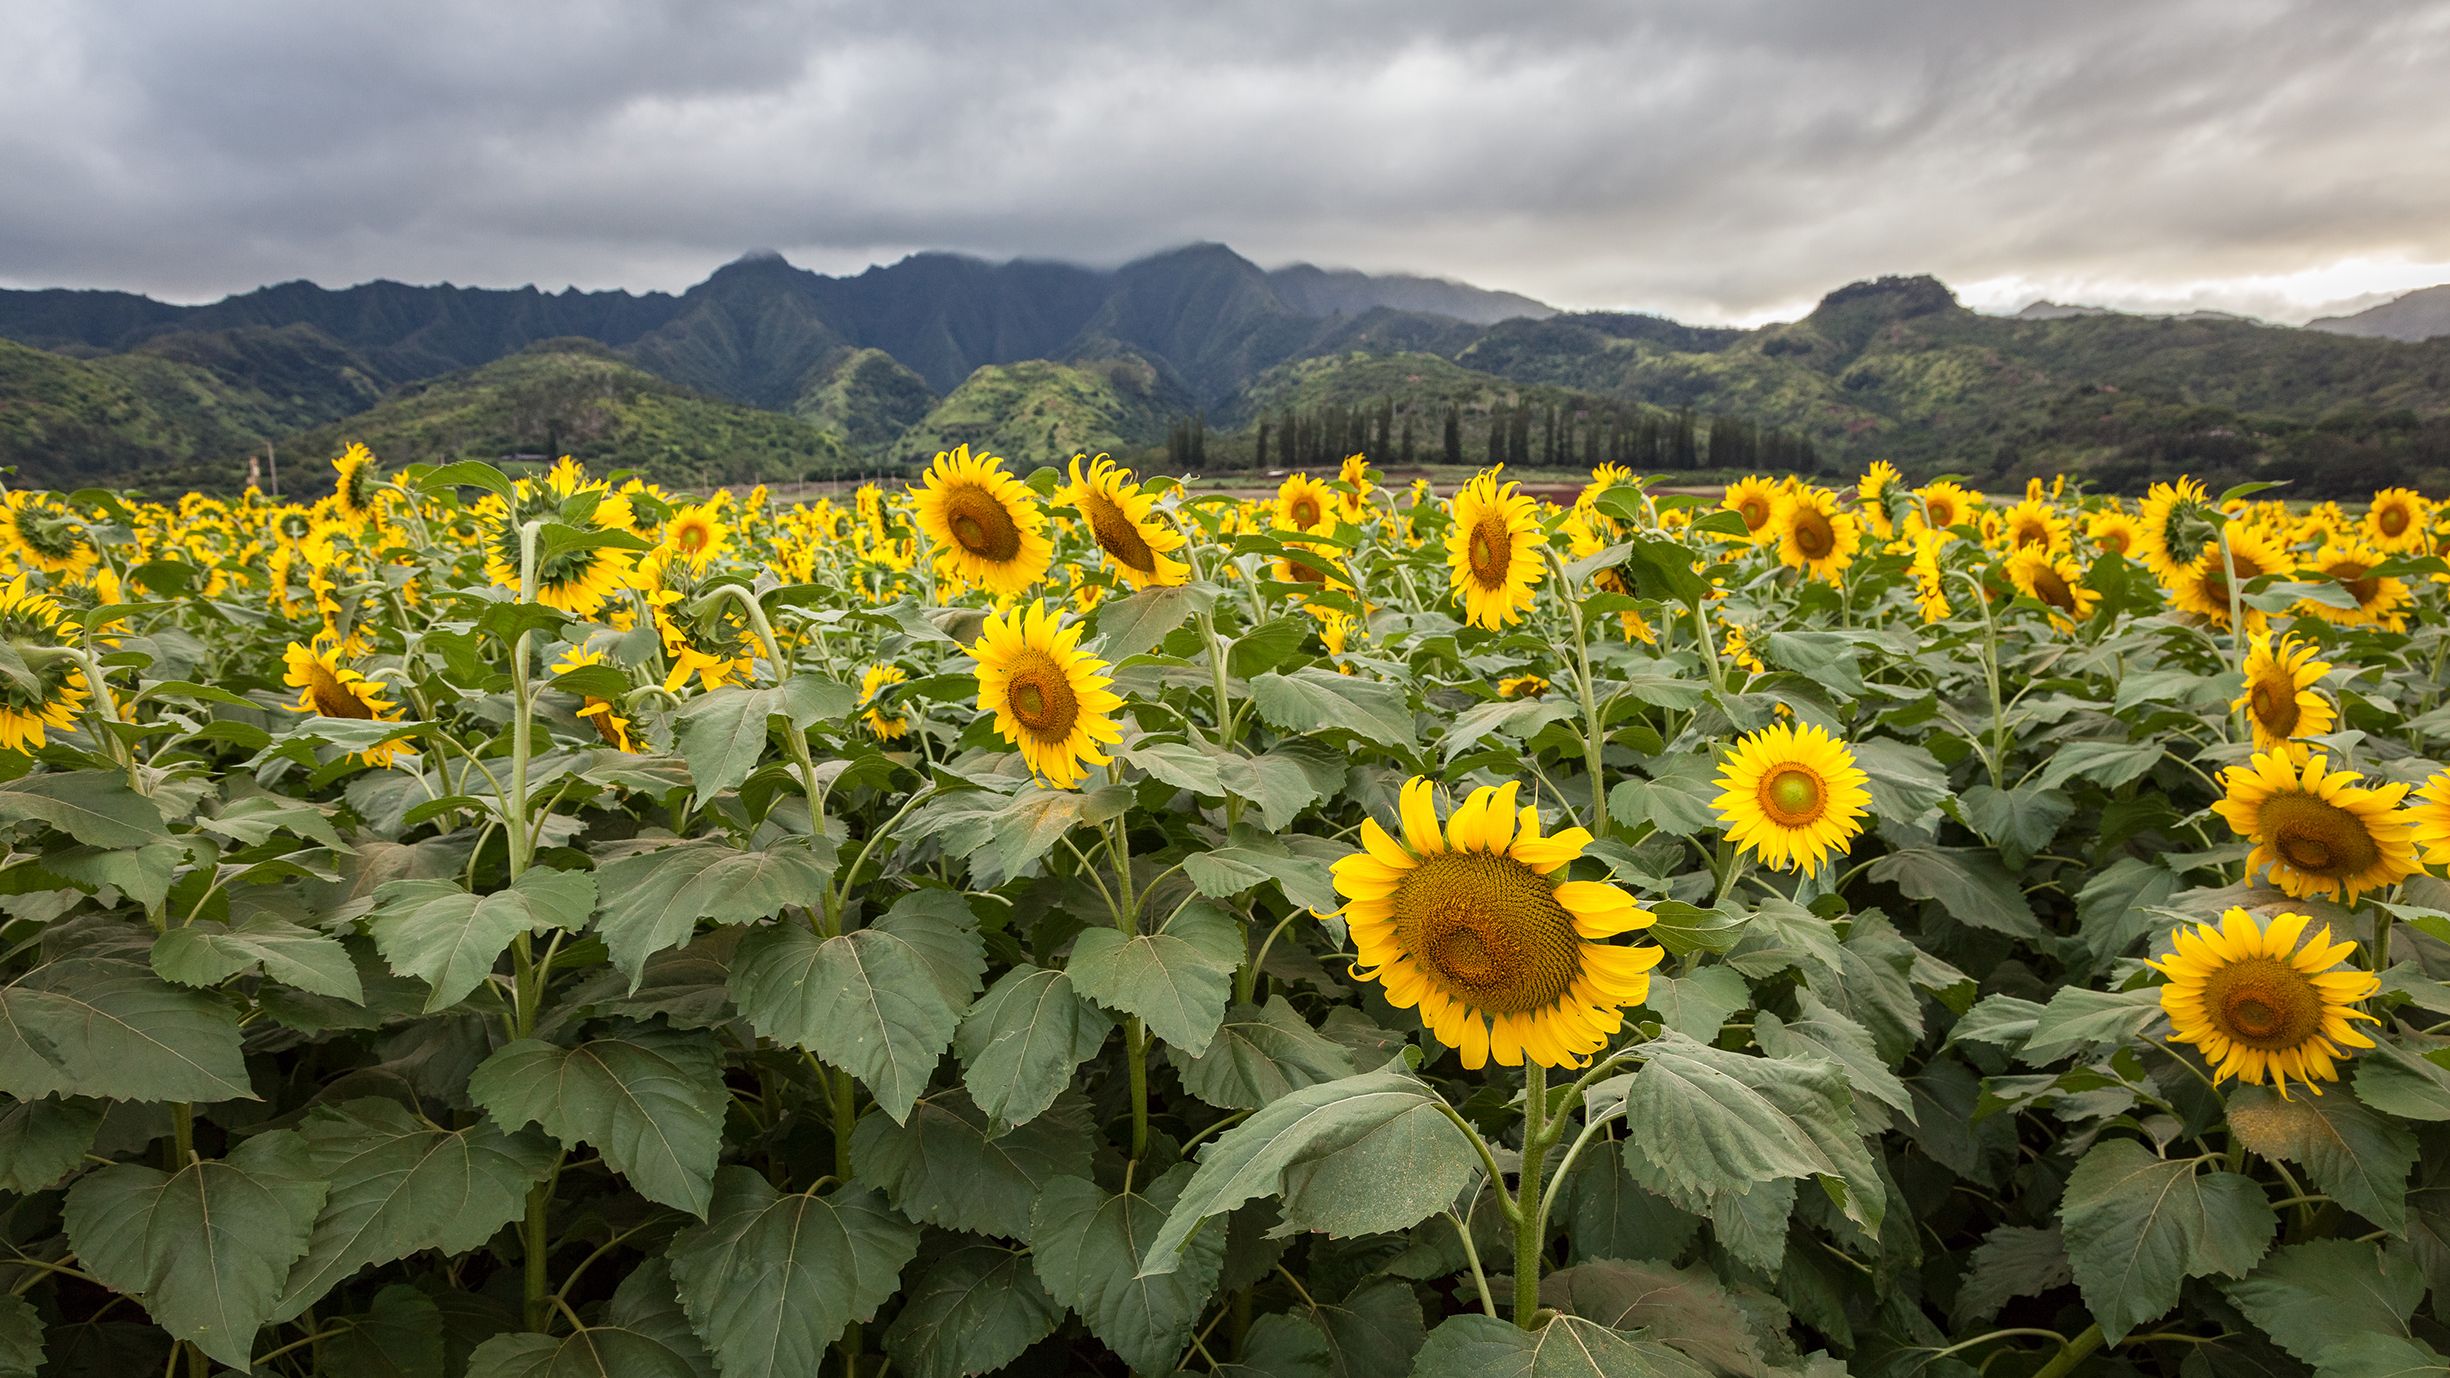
xmin=1513 ymin=1062 xmax=1551 ymax=1329
xmin=2030 ymin=1323 xmax=2106 ymax=1378
xmin=1546 ymin=549 xmax=1608 ymax=836
xmin=2373 ymin=907 xmax=2394 ymax=972
xmin=1957 ymin=569 xmax=2009 ymax=790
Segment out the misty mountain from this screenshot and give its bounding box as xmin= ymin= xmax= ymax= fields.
xmin=2308 ymin=284 xmax=2450 ymax=342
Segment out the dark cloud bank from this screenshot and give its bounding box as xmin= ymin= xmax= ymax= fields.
xmin=5 ymin=0 xmax=2448 ymax=323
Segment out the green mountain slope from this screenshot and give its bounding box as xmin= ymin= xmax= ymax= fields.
xmin=791 ymin=348 xmax=938 ymax=450
xmin=895 ymin=356 xmax=1181 ymax=466
xmin=1 ymin=337 xmax=301 ymax=489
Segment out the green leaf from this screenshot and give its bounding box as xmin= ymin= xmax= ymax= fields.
xmin=16 ymin=842 xmax=184 ymax=908
xmin=674 ymin=679 xmax=852 ymax=804
xmin=1213 ymin=1313 xmax=1333 ymax=1378
xmin=2032 ymin=738 xmax=2164 ymax=792
xmin=0 ymin=1095 xmax=103 ymax=1192
xmin=1639 ymin=967 xmax=1750 ymax=1042
xmin=1031 ymin=1165 xmax=1225 ymax=1372
xmin=2226 ymin=1239 xmax=2424 ymax=1365
xmin=850 ymin=1090 xmax=1094 ymax=1239
xmin=1146 ymin=1060 xmax=1483 ymax=1272
xmin=1249 ymin=669 xmax=1417 ymax=749
xmin=1538 ymin=1259 xmax=1782 ymax=1376
xmin=0 ymin=1296 xmax=41 ymax=1378
xmin=1440 ymin=697 xmax=1580 ymax=762
xmin=1183 ymin=839 xmax=1342 ymax=917
xmin=278 ymin=1098 xmax=557 ymax=1319
xmin=415 ymin=458 xmax=516 ymax=501
xmin=912 ymin=783 xmax=1135 ymax=884
xmin=63 ymin=1130 xmax=327 ymax=1369
xmin=1612 ymin=535 xmax=1709 ymax=606
xmin=731 ymin=889 xmax=984 ymax=1122
xmin=1849 ymin=737 xmax=1955 ymax=828
xmin=1094 ymin=581 xmax=1216 ymax=660
xmin=2020 ymin=986 xmax=2164 ymax=1063
xmin=1310 ymin=1277 xmax=1427 ymax=1378
xmin=2311 ymin=1335 xmax=2450 ymax=1378
xmin=2226 ymin=1085 xmax=2418 ymax=1233
xmin=955 ymin=964 xmax=1113 ymax=1131
xmin=319 ymin=1285 xmax=446 ymax=1378
xmin=152 ymin=913 xmax=363 ymax=1001
xmin=1606 ymin=775 xmax=1718 ymax=839
xmin=464 ymin=1328 xmax=701 ymax=1378
xmin=1409 ymin=1313 xmax=1713 ymax=1378
xmin=1067 ymin=900 xmax=1242 ymax=1055
xmin=2076 ymin=857 xmax=2183 ymax=960
xmin=2060 ymin=1137 xmax=2276 ymax=1340
xmin=593 ymin=839 xmax=832 ymax=983
xmin=1867 ymin=846 xmax=2044 ymax=939
xmin=1952 ymin=1225 xmax=2073 ymax=1327
xmin=882 ymin=1243 xmax=1063 ymax=1378
xmin=1168 ymin=997 xmax=1358 ymax=1111
xmin=1116 ymin=740 xmax=1226 ymax=796
xmin=1229 ymin=614 xmax=1313 ymax=678
xmin=198 ymin=794 xmax=353 ymax=851
xmin=2354 ymin=1036 xmax=2450 ymax=1121
xmin=1957 ymin=783 xmax=2074 ymax=856
xmin=1755 ymin=992 xmax=1913 ymax=1132
xmin=469 ymin=1028 xmax=729 ymax=1216
xmin=1642 ymin=901 xmax=1748 ymax=957
xmin=1619 ymin=1033 xmax=1884 ymax=1232
xmin=0 ymin=770 xmax=170 ymax=848
xmin=0 ymin=957 xmax=253 ymax=1103
xmin=368 ymin=867 xmax=597 ymax=1012
xmin=667 ymin=1169 xmax=918 ymax=1378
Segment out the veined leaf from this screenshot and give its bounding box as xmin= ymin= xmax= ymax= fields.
xmin=2060 ymin=1137 xmax=2274 ymax=1340
xmin=0 ymin=957 xmax=253 ymax=1103
xmin=2225 ymin=1238 xmax=2424 ymax=1365
xmin=882 ymin=1243 xmax=1062 ymax=1378
xmin=667 ymin=1169 xmax=919 ymax=1378
xmin=0 ymin=770 xmax=170 ymax=849
xmin=1248 ymin=668 xmax=1418 ymax=749
xmin=850 ymin=1090 xmax=1095 ymax=1240
xmin=1619 ymin=1033 xmax=1884 ymax=1232
xmin=1409 ymin=1313 xmax=1712 ymax=1378
xmin=592 ymin=837 xmax=830 ymax=984
xmin=1067 ymin=900 xmax=1242 ymax=1056
xmin=368 ymin=867 xmax=597 ymax=1012
xmin=1032 ymin=1165 xmax=1226 ymax=1372
xmin=469 ymin=1027 xmax=729 ymax=1216
xmin=956 ymin=964 xmax=1114 ymax=1131
xmin=0 ymin=1095 xmax=103 ymax=1193
xmin=674 ymin=678 xmax=854 ymax=804
xmin=1166 ymin=997 xmax=1357 ymax=1111
xmin=152 ymin=912 xmax=363 ymax=1001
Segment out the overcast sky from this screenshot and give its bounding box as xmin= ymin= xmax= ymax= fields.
xmin=6 ymin=0 xmax=2449 ymax=325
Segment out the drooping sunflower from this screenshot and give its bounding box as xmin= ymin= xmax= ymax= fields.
xmin=1498 ymin=674 xmax=1549 ymax=699
xmin=1856 ymin=460 xmax=1901 ymax=537
xmin=1274 ymin=473 xmax=1337 ymax=536
xmin=1713 ymin=722 xmax=1873 ymax=873
xmin=2297 ymin=541 xmax=2413 ymax=632
xmin=552 ymin=648 xmax=639 ymax=753
xmin=2149 ymin=907 xmax=2379 ymax=1098
xmin=909 ymin=445 xmax=1055 ymax=597
xmin=1998 ymin=498 xmax=2069 ymax=553
xmin=1722 ymin=476 xmax=1781 ymax=542
xmin=2003 ymin=547 xmax=2099 ymax=632
xmin=2364 ymin=487 xmax=2433 ymax=553
xmin=331 ymin=442 xmax=385 ymax=525
xmin=0 ymin=492 xmax=99 ymax=579
xmin=2409 ymin=770 xmax=2450 ymax=866
xmin=861 ymin=663 xmax=911 ymax=740
xmin=282 ymin=639 xmax=413 ymax=767
xmin=1770 ymin=487 xmax=1861 ymax=583
xmin=2233 ymin=633 xmax=2334 ymax=757
xmin=0 ymin=579 xmax=91 ymax=754
xmin=1057 ymin=454 xmax=1189 ymax=589
xmin=2167 ymin=522 xmax=2284 ymax=631
xmin=478 ymin=478 xmax=638 ymax=617
xmin=1330 ymin=778 xmax=1661 ymax=1069
xmin=2087 ymin=510 xmax=2144 ymax=559
xmin=2135 ymin=476 xmax=2212 ymax=580
xmin=1909 ymin=531 xmax=1952 ymax=623
xmin=2213 ymin=750 xmax=2418 ymax=902
xmin=1445 ymin=470 xmax=1545 ymax=629
xmin=661 ymin=501 xmax=728 ymax=569
xmin=970 ymin=599 xmax=1124 ymax=788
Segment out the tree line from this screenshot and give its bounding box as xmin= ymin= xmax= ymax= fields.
xmin=1170 ymin=397 xmax=1823 ymax=473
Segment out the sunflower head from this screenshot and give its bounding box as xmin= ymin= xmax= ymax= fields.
xmin=1330 ymin=778 xmax=1660 ymax=1069
xmin=1274 ymin=474 xmax=1337 ymax=536
xmin=1999 ymin=498 xmax=2069 ymax=553
xmin=2004 ymin=547 xmax=2098 ymax=632
xmin=478 ymin=478 xmax=638 ymax=617
xmin=970 ymin=599 xmax=1124 ymax=788
xmin=331 ymin=443 xmax=384 ymax=523
xmin=0 ymin=579 xmax=90 ymax=754
xmin=1498 ymin=674 xmax=1549 ymax=699
xmin=1445 ymin=470 xmax=1545 ymax=629
xmin=2150 ymin=907 xmax=2379 ymax=1098
xmin=1723 ymin=477 xmax=1781 ymax=541
xmin=662 ymin=501 xmax=729 ymax=568
xmin=2298 ymin=541 xmax=2411 ymax=631
xmin=2233 ymin=633 xmax=2334 ymax=757
xmin=2213 ymin=750 xmax=2417 ymax=901
xmin=2364 ymin=487 xmax=2433 ymax=553
xmin=2087 ymin=511 xmax=2144 ymax=558
xmin=282 ymin=639 xmax=413 ymax=767
xmin=2 ymin=492 xmax=99 ymax=579
xmin=2167 ymin=523 xmax=2282 ymax=631
xmin=910 ymin=445 xmax=1055 ymax=597
xmin=861 ymin=663 xmax=911 ymax=740
xmin=1772 ymin=487 xmax=1861 ymax=582
xmin=1712 ymin=722 xmax=1873 ymax=874
xmin=1060 ymin=454 xmax=1188 ymax=589
xmin=1915 ymin=481 xmax=1982 ymax=534
xmin=2136 ymin=476 xmax=2214 ymax=579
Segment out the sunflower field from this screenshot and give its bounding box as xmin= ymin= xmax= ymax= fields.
xmin=4 ymin=442 xmax=2450 ymax=1378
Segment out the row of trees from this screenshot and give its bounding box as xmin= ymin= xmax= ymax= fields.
xmin=1190 ymin=397 xmax=1825 ymax=474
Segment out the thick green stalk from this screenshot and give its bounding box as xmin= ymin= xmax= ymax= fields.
xmin=1513 ymin=1063 xmax=1551 ymax=1328
xmin=2031 ymin=1324 xmax=2105 ymax=1378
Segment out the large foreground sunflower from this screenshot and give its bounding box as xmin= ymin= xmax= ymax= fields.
xmin=1 ymin=492 xmax=98 ymax=579
xmin=1274 ymin=473 xmax=1337 ymax=535
xmin=2364 ymin=487 xmax=2432 ymax=553
xmin=0 ymin=579 xmax=91 ymax=754
xmin=970 ymin=600 xmax=1123 ymax=788
xmin=2233 ymin=633 xmax=2334 ymax=757
xmin=283 ymin=640 xmax=414 ymax=767
xmin=2149 ymin=907 xmax=2379 ymax=1098
xmin=1445 ymin=470 xmax=1545 ymax=629
xmin=910 ymin=446 xmax=1054 ymax=596
xmin=1058 ymin=454 xmax=1188 ymax=588
xmin=1330 ymin=778 xmax=1660 ymax=1069
xmin=2213 ymin=750 xmax=2417 ymax=901
xmin=1771 ymin=487 xmax=1861 ymax=583
xmin=1713 ymin=722 xmax=1873 ymax=873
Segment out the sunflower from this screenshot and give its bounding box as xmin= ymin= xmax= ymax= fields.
xmin=1058 ymin=454 xmax=1189 ymax=589
xmin=2213 ymin=750 xmax=2418 ymax=902
xmin=1714 ymin=723 xmax=1872 ymax=873
xmin=1915 ymin=481 xmax=1982 ymax=534
xmin=0 ymin=579 xmax=91 ymax=754
xmin=2087 ymin=511 xmax=2144 ymax=559
xmin=1444 ymin=470 xmax=1545 ymax=629
xmin=1274 ymin=473 xmax=1338 ymax=536
xmin=282 ymin=639 xmax=413 ymax=767
xmin=2004 ymin=547 xmax=2098 ymax=632
xmin=552 ymin=648 xmax=639 ymax=753
xmin=1498 ymin=674 xmax=1549 ymax=699
xmin=1856 ymin=460 xmax=1901 ymax=537
xmin=2297 ymin=541 xmax=2413 ymax=632
xmin=2167 ymin=522 xmax=2284 ymax=631
xmin=2233 ymin=633 xmax=2334 ymax=757
xmin=1999 ymin=498 xmax=2069 ymax=553
xmin=1909 ymin=531 xmax=1952 ymax=623
xmin=1307 ymin=605 xmax=1356 ymax=667
xmin=1771 ymin=487 xmax=1861 ymax=583
xmin=971 ymin=599 xmax=1124 ymax=788
xmin=1722 ymin=476 xmax=1781 ymax=542
xmin=2136 ymin=476 xmax=2212 ymax=579
xmin=478 ymin=479 xmax=638 ymax=617
xmin=1270 ymin=538 xmax=1348 ymax=594
xmin=2364 ymin=487 xmax=2432 ymax=553
xmin=1721 ymin=622 xmax=1765 ymax=677
xmin=909 ymin=445 xmax=1055 ymax=597
xmin=2149 ymin=908 xmax=2379 ymax=1098
xmin=1329 ymin=778 xmax=1660 ymax=1069
xmin=661 ymin=501 xmax=728 ymax=569
xmin=331 ymin=442 xmax=385 ymax=525
xmin=861 ymin=663 xmax=911 ymax=740
xmin=0 ymin=492 xmax=99 ymax=579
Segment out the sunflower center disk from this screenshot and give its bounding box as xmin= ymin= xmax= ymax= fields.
xmin=1793 ymin=512 xmax=1834 ymax=559
xmin=1740 ymin=500 xmax=1769 ymax=530
xmin=943 ymin=484 xmax=1022 ymax=560
xmin=2260 ymin=792 xmax=2379 ymax=878
xmin=1004 ymin=653 xmax=1078 ymax=741
xmin=2202 ymin=956 xmax=2324 ymax=1050
xmin=307 ymin=666 xmax=373 ymax=720
xmin=1390 ymin=852 xmax=1582 ymax=1014
xmin=2248 ymin=679 xmax=2297 ymax=736
xmin=1760 ymin=767 xmax=1826 ymax=826
xmin=2034 ymin=569 xmax=2074 ymax=610
xmin=1087 ymin=497 xmax=1154 ymax=571
xmin=2381 ymin=507 xmax=2408 ymax=536
xmin=1468 ymin=513 xmax=1510 ymax=586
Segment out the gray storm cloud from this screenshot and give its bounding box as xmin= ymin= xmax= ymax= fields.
xmin=4 ymin=0 xmax=2448 ymax=322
